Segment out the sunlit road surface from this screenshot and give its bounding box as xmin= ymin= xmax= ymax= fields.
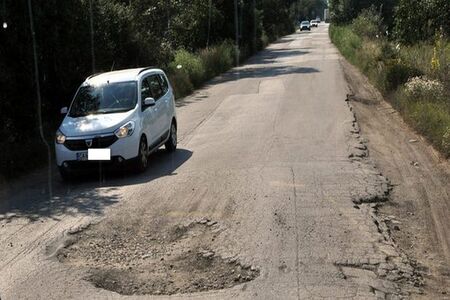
xmin=1 ymin=25 xmax=404 ymax=299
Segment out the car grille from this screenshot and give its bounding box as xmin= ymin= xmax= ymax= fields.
xmin=64 ymin=135 xmax=118 ymax=151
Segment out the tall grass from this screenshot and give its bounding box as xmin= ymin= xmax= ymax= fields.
xmin=330 ymin=24 xmax=450 ymax=157
xmin=167 ymin=41 xmax=237 ymax=99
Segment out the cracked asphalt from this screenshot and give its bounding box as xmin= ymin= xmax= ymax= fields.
xmin=0 ymin=25 xmax=428 ymax=299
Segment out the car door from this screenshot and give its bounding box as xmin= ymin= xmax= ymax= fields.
xmin=157 ymin=73 xmax=172 ymax=136
xmin=140 ymin=76 xmax=159 ymax=147
xmin=147 ymin=74 xmax=166 ymax=144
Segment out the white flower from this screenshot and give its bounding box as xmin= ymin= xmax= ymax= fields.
xmin=404 ymin=76 xmax=444 ymax=99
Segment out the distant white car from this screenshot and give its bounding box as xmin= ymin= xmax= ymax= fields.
xmin=55 ymin=67 xmax=178 ymax=179
xmin=310 ymin=20 xmax=319 ymax=27
xmin=300 ymin=21 xmax=311 ymax=31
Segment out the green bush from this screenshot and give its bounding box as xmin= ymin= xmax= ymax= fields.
xmin=384 ymin=62 xmax=422 ymax=92
xmin=329 ymin=24 xmax=362 ymax=64
xmin=407 ymin=101 xmax=450 ymax=157
xmin=351 ymin=7 xmax=382 ymax=39
xmin=168 ymin=71 xmax=193 ymax=99
xmin=169 ymin=50 xmax=205 ymax=88
xmin=331 ymin=24 xmax=450 ymax=158
xmin=199 ymin=41 xmax=236 ymax=79
xmin=167 ymin=41 xmax=238 ymax=99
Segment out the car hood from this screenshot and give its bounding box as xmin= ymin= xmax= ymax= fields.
xmin=60 ymin=110 xmax=135 ymax=137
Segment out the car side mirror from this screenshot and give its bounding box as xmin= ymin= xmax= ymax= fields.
xmin=144 ymin=97 xmax=156 ymax=107
xmin=60 ymin=107 xmax=68 ymax=114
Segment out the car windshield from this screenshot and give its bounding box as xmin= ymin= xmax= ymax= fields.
xmin=301 ymin=21 xmax=309 ymax=25
xmin=69 ymin=81 xmax=137 ymax=117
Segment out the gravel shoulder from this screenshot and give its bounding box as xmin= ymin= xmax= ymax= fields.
xmin=341 ymin=57 xmax=450 ymax=298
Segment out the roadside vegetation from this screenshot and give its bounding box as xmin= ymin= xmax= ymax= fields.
xmin=1 ymin=0 xmax=330 ymax=180
xmin=329 ymin=0 xmax=450 ymax=157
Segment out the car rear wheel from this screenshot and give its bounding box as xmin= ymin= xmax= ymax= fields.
xmin=165 ymin=122 xmax=177 ymax=153
xmin=136 ymin=136 xmax=148 ymax=172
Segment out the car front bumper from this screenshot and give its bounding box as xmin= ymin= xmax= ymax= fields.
xmin=55 ymin=132 xmax=140 ymax=167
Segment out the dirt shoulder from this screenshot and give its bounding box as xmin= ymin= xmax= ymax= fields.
xmin=341 ymin=58 xmax=450 ymax=298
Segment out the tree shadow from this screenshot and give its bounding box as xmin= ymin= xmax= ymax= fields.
xmin=0 ymin=148 xmax=192 ymax=222
xmin=174 ymin=40 xmax=315 ymax=106
xmin=209 ymin=65 xmax=319 ymax=85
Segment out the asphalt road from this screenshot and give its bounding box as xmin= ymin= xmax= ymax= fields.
xmin=0 ymin=25 xmax=420 ymax=299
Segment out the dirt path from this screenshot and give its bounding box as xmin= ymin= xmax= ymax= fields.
xmin=341 ymin=58 xmax=450 ymax=298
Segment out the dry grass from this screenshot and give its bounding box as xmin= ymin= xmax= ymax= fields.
xmin=330 ymin=24 xmax=450 ymax=157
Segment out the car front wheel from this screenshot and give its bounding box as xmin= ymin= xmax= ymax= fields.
xmin=135 ymin=136 xmax=148 ymax=172
xmin=165 ymin=122 xmax=177 ymax=153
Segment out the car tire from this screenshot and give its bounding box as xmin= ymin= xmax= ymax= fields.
xmin=165 ymin=121 xmax=177 ymax=153
xmin=136 ymin=136 xmax=148 ymax=172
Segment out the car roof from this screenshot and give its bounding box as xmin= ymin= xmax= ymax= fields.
xmin=85 ymin=67 xmax=161 ymax=85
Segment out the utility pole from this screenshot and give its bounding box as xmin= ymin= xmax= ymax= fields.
xmin=27 ymin=0 xmax=53 ymax=199
xmin=207 ymin=0 xmax=212 ymax=47
xmin=252 ymin=0 xmax=256 ymax=53
xmin=234 ymin=0 xmax=239 ymax=69
xmin=89 ymin=0 xmax=96 ymax=73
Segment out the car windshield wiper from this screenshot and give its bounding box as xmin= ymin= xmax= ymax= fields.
xmin=97 ymin=108 xmax=133 ymax=114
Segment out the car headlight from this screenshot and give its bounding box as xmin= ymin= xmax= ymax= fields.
xmin=115 ymin=121 xmax=135 ymax=138
xmin=56 ymin=130 xmax=66 ymax=144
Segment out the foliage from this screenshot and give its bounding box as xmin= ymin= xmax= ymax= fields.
xmin=170 ymin=50 xmax=206 ymax=88
xmin=290 ymin=0 xmax=328 ymax=21
xmin=0 ymin=0 xmax=307 ymax=179
xmin=168 ymin=41 xmax=236 ymax=98
xmin=351 ymin=7 xmax=383 ymax=39
xmin=404 ymin=76 xmax=445 ymax=100
xmin=330 ymin=23 xmax=450 ymax=157
xmin=329 ymin=0 xmax=398 ymax=29
xmin=384 ymin=62 xmax=422 ymax=92
xmin=394 ymin=0 xmax=450 ymax=43
xmin=200 ymin=41 xmax=236 ymax=79
xmin=168 ymin=71 xmax=194 ymax=99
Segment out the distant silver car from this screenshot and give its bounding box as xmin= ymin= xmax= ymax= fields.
xmin=300 ymin=21 xmax=311 ymax=31
xmin=310 ymin=20 xmax=319 ymax=27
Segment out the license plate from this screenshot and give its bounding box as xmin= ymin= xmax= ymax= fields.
xmin=76 ymin=152 xmax=88 ymax=161
xmin=88 ymin=148 xmax=111 ymax=161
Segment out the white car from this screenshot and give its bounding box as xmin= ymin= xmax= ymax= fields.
xmin=300 ymin=21 xmax=311 ymax=31
xmin=55 ymin=67 xmax=177 ymax=179
xmin=310 ymin=20 xmax=318 ymax=27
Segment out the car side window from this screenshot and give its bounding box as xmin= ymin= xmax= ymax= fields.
xmin=157 ymin=74 xmax=169 ymax=94
xmin=141 ymin=77 xmax=152 ymax=100
xmin=148 ymin=75 xmax=164 ymax=100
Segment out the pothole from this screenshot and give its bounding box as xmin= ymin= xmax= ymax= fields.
xmin=57 ymin=219 xmax=259 ymax=295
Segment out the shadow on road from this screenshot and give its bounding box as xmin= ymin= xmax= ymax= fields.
xmin=175 ymin=35 xmax=317 ymax=107
xmin=210 ymin=65 xmax=319 ymax=85
xmin=0 ymin=148 xmax=192 ymax=222
xmin=207 ymin=45 xmax=319 ymax=85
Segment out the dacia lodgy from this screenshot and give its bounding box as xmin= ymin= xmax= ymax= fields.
xmin=55 ymin=67 xmax=177 ymax=179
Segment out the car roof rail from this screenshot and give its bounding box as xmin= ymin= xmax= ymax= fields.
xmin=86 ymin=72 xmax=102 ymax=80
xmin=138 ymin=66 xmax=158 ymax=75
